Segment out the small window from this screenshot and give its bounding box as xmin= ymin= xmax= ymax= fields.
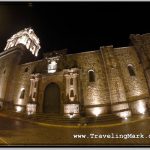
xmin=89 ymin=70 xmax=95 ymax=82
xmin=128 ymin=64 xmax=136 ymax=76
xmin=33 ymin=92 xmax=36 ymax=98
xmin=70 ymin=78 xmax=73 ymax=85
xmin=24 ymin=67 xmax=28 ymax=72
xmin=70 ymin=90 xmax=74 ymax=97
xmin=20 ymin=89 xmax=25 ymax=99
xmin=26 ymin=39 xmax=31 ymax=49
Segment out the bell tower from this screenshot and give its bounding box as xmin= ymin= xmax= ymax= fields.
xmin=4 ymin=28 xmax=41 ymax=57
xmin=1 ymin=28 xmax=41 ymax=110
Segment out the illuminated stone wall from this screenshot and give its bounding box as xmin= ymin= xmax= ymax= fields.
xmin=66 ymin=51 xmax=111 ymax=116
xmin=11 ymin=45 xmax=150 ymax=116
xmin=13 ymin=54 xmax=64 ymax=113
xmin=101 ymin=46 xmax=131 ymax=118
xmin=13 ymin=59 xmax=46 ymax=109
xmin=1 ymin=28 xmax=150 ymax=118
xmin=0 ymin=55 xmax=13 ymax=101
xmin=130 ymin=99 xmax=149 ymax=114
xmin=130 ymin=33 xmax=150 ymax=92
xmin=13 ymin=63 xmax=34 ymax=110
xmin=129 ymin=34 xmax=150 ymax=114
xmin=114 ymin=47 xmax=149 ymax=101
xmin=0 ymin=48 xmax=26 ymax=111
xmin=1 ymin=45 xmax=150 ymax=116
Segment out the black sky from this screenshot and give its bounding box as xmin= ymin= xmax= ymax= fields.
xmin=0 ymin=2 xmax=150 ymax=54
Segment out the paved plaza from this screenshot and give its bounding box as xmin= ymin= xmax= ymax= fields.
xmin=0 ymin=114 xmax=150 ymax=146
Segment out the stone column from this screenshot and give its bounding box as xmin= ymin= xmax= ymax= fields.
xmin=29 ymin=75 xmax=34 ymax=97
xmin=64 ymin=72 xmax=78 ymax=102
xmin=64 ymin=74 xmax=69 ymax=96
xmin=63 ymin=68 xmax=80 ymax=118
xmin=32 ymin=74 xmax=40 ymax=102
xmin=34 ymin=46 xmax=39 ymax=56
xmin=29 ymin=73 xmax=40 ymax=102
xmin=27 ymin=74 xmax=40 ymax=115
xmin=14 ymin=38 xmax=18 ymax=46
xmin=26 ymin=38 xmax=31 ymax=49
xmin=73 ymin=73 xmax=78 ymax=100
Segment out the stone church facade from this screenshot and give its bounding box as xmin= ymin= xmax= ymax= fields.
xmin=0 ymin=28 xmax=150 ymax=119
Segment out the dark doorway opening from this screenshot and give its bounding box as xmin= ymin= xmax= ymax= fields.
xmin=43 ymin=83 xmax=60 ymax=114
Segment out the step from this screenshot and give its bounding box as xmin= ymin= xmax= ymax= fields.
xmin=1 ymin=110 xmax=122 ymax=124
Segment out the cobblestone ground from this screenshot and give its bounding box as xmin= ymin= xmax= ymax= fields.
xmin=0 ymin=116 xmax=150 ymax=146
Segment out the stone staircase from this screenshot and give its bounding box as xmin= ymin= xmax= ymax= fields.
xmin=0 ymin=110 xmax=123 ymax=125
xmin=85 ymin=114 xmax=122 ymax=124
xmin=25 ymin=113 xmax=122 ymax=125
xmin=27 ymin=113 xmax=81 ymax=124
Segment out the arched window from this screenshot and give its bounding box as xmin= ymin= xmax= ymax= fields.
xmin=70 ymin=78 xmax=73 ymax=85
xmin=24 ymin=67 xmax=28 ymax=72
xmin=26 ymin=39 xmax=31 ymax=49
xmin=128 ymin=64 xmax=136 ymax=76
xmin=88 ymin=70 xmax=95 ymax=82
xmin=20 ymin=89 xmax=25 ymax=99
xmin=33 ymin=92 xmax=36 ymax=98
xmin=70 ymin=90 xmax=74 ymax=97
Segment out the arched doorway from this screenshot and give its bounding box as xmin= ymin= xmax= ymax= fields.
xmin=43 ymin=83 xmax=60 ymax=114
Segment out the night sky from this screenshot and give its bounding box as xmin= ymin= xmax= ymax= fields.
xmin=0 ymin=2 xmax=150 ymax=55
